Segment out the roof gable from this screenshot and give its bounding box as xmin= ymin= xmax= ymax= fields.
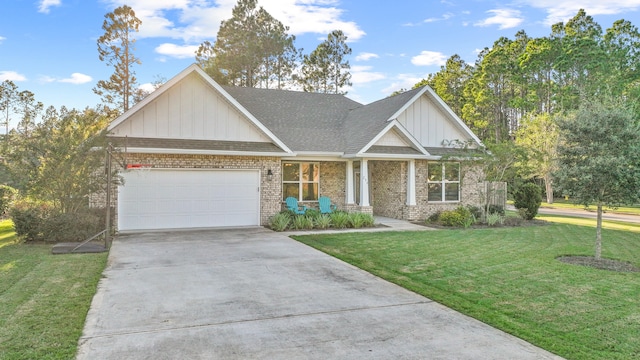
xmin=108 ymin=64 xmax=292 ymax=153
xmin=392 ymin=86 xmax=482 ymax=148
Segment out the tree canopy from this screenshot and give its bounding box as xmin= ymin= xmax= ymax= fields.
xmin=299 ymin=30 xmax=352 ymax=94
xmin=94 ymin=5 xmax=142 ymax=113
xmin=196 ymin=0 xmax=299 ymax=89
xmin=554 ymin=100 xmax=640 ymax=258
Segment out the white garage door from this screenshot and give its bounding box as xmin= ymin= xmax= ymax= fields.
xmin=118 ymin=169 xmax=260 ymax=232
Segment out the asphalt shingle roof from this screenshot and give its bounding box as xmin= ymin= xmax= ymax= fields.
xmin=222 ymin=86 xmax=361 ymax=152
xmin=222 ymin=85 xmax=426 ymax=154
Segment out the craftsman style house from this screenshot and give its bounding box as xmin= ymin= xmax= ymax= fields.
xmin=107 ymin=64 xmax=484 ymax=232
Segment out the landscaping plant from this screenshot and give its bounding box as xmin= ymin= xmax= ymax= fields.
xmin=329 ymin=211 xmax=350 ymax=229
xmin=269 ymin=212 xmax=291 ymax=231
xmin=513 ymin=183 xmax=542 ymax=220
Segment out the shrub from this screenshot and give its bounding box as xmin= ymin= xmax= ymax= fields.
xmin=270 ymin=212 xmax=291 ymax=231
xmin=467 ymin=206 xmax=483 ymax=221
xmin=426 ymin=211 xmax=441 ymax=224
xmin=361 ymin=213 xmax=375 ymax=227
xmin=330 ymin=211 xmax=350 ymax=229
xmin=487 ymin=204 xmax=505 ymax=216
xmin=348 ymin=213 xmax=366 ymax=228
xmin=291 ymin=215 xmax=314 ymax=230
xmin=513 ymin=183 xmax=542 ymax=220
xmin=40 ymin=212 xmax=103 ymax=242
xmin=486 ymin=213 xmax=504 ymax=227
xmin=304 ymin=208 xmax=320 ymax=221
xmin=314 ymin=214 xmax=332 ymax=229
xmin=0 ymin=185 xmax=18 ymax=217
xmin=439 ymin=206 xmax=474 ymax=227
xmin=9 ymin=198 xmax=54 ymax=241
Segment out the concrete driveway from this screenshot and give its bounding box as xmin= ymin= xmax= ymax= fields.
xmin=77 ymin=227 xmax=562 ymax=359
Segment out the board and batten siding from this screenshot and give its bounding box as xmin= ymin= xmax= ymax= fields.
xmin=396 ymin=95 xmax=469 ymax=147
xmin=110 ymin=72 xmax=270 ymax=142
xmin=374 ymin=128 xmax=410 ymax=147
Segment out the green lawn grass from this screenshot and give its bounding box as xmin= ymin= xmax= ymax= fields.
xmin=293 ymin=224 xmax=640 ymax=360
xmin=0 ymin=219 xmax=108 ymax=360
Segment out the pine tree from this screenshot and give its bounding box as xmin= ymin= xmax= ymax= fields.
xmin=94 ymin=5 xmax=141 ymax=113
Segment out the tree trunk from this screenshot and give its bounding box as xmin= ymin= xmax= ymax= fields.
xmin=595 ymin=203 xmax=602 ymax=259
xmin=544 ymin=174 xmax=553 ymax=204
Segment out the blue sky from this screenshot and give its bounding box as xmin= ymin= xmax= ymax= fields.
xmin=2 ymin=0 xmax=640 ymax=131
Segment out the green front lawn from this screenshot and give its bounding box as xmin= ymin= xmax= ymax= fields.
xmin=293 ymin=224 xmax=640 ymax=360
xmin=0 ymin=220 xmax=108 ymax=360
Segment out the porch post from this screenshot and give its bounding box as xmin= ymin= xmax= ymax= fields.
xmin=360 ymin=159 xmax=370 ymax=206
xmin=346 ymin=160 xmax=355 ymax=204
xmin=407 ymin=159 xmax=416 ymax=206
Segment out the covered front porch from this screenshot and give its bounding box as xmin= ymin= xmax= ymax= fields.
xmin=343 ymin=159 xmax=421 ymax=221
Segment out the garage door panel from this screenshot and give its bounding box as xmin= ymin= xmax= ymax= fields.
xmin=118 ymin=169 xmax=260 ymax=231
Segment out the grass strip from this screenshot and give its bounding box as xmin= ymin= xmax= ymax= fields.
xmin=0 ymin=220 xmax=108 ymax=360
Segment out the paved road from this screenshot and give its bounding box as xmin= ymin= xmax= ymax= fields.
xmin=77 ymin=227 xmax=562 ymax=359
xmin=512 ymin=205 xmax=640 ymax=224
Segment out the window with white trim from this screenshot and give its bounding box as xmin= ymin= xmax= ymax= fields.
xmin=427 ymin=162 xmax=460 ymax=202
xmin=282 ymin=162 xmax=319 ymax=201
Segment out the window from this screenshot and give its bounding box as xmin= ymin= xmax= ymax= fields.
xmin=427 ymin=162 xmax=460 ymax=202
xmin=282 ymin=162 xmax=319 ymax=201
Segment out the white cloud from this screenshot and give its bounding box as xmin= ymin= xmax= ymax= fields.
xmin=350 ymin=65 xmax=385 ymax=84
xmin=155 ymin=43 xmax=199 ymax=59
xmin=59 ymin=73 xmax=92 ymax=84
xmin=381 ymin=73 xmax=427 ymax=95
xmin=355 ymin=52 xmax=379 ymax=61
xmin=411 ymin=51 xmax=447 ymax=66
xmin=105 ymin=0 xmax=365 ymax=42
xmin=38 ymin=0 xmax=61 ymax=14
xmin=138 ymin=83 xmax=157 ymax=93
xmin=521 ymin=0 xmax=640 ymax=25
xmin=0 ymin=36 xmax=5 ymax=44
xmin=424 ymin=12 xmax=453 ymax=23
xmin=0 ymin=71 xmax=27 ymax=81
xmin=474 ymin=9 xmax=524 ymax=30
xmin=39 ymin=75 xmax=57 ymax=83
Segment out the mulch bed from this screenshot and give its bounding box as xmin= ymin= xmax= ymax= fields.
xmin=557 ymin=256 xmax=640 ymax=272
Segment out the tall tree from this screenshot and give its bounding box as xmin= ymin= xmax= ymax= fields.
xmin=299 ymin=30 xmax=352 ymax=94
xmin=514 ymin=113 xmax=559 ymax=203
xmin=554 ymin=100 xmax=640 ymax=259
xmin=602 ymin=19 xmax=640 ymax=100
xmin=15 ymin=90 xmax=43 ymax=137
xmin=94 ymin=5 xmax=141 ymax=113
xmin=198 ymin=0 xmax=298 ymax=88
xmin=416 ymin=54 xmax=472 ymax=117
xmin=550 ymin=9 xmax=605 ymax=110
xmin=0 ymin=80 xmax=18 ymax=139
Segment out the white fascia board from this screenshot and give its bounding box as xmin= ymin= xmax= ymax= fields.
xmin=122 ymin=147 xmax=292 ymax=157
xmin=423 ymin=86 xmax=484 ymax=147
xmin=358 ymin=120 xmax=429 ymax=156
xmin=343 ymin=153 xmax=438 ymax=160
xmin=386 ymin=86 xmax=430 ymax=122
xmin=282 ymin=153 xmax=346 ymax=162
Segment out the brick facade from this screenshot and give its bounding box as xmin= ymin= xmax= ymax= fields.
xmin=107 ymin=154 xmax=484 ymax=230
xmin=368 ymin=160 xmax=483 ymax=221
xmin=114 ymin=153 xmax=281 ymax=226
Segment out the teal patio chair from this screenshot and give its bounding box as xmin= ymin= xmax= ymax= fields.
xmin=285 ymin=197 xmax=307 ymax=215
xmin=318 ymin=196 xmax=337 ymax=214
